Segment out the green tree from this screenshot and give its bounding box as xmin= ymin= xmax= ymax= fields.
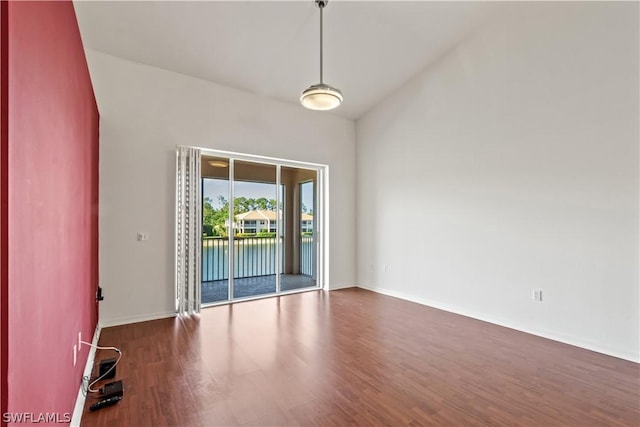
xmin=234 ymin=197 xmax=249 ymax=214
xmin=256 ymin=197 xmax=269 ymax=210
xmin=202 ymin=197 xmax=215 ymax=236
xmin=209 ymin=196 xmax=229 ymax=236
xmin=203 ymin=197 xmax=215 ymax=224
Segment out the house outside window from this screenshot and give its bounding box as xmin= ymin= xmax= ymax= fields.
xmin=235 ymin=210 xmax=281 ymax=234
xmin=301 ymin=213 xmax=313 ymax=233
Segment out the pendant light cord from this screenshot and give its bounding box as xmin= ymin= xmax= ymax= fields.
xmin=319 ymin=4 xmax=324 ymax=84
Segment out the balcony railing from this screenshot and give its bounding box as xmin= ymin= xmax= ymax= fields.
xmin=300 ymin=235 xmax=313 ymax=277
xmin=202 ymin=236 xmax=314 ymax=281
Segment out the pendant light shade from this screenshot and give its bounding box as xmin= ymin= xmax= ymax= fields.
xmin=301 ymin=0 xmax=343 ymax=111
xmin=300 ymin=83 xmax=343 ymax=111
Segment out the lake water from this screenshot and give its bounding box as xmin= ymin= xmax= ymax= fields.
xmin=202 ymin=237 xmax=313 ymax=281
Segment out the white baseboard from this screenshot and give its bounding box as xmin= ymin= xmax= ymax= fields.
xmin=100 ymin=311 xmax=176 ymax=328
xmin=357 ymin=284 xmax=639 ymax=364
xmin=327 ymin=283 xmax=356 ymax=291
xmin=70 ymin=325 xmax=101 ymax=427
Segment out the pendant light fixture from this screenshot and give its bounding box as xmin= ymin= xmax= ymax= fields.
xmin=300 ymin=0 xmax=343 ymax=111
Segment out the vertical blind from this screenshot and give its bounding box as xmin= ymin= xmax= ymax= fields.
xmin=175 ymin=147 xmax=201 ymax=315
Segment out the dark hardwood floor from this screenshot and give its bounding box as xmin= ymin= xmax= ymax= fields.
xmin=81 ymin=288 xmax=639 ymax=426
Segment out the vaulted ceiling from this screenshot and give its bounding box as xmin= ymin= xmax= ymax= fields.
xmin=74 ymin=1 xmax=495 ymax=120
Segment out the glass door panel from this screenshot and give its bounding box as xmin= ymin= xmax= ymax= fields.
xmin=232 ymin=161 xmax=278 ymax=299
xmin=280 ymin=166 xmax=317 ymax=292
xmin=201 ymin=156 xmax=231 ymax=304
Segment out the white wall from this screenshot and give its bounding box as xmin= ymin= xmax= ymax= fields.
xmin=86 ymin=50 xmax=356 ymax=326
xmin=356 ymin=2 xmax=639 ymax=361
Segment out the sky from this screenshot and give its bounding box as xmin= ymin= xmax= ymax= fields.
xmin=203 ymin=178 xmax=314 ymax=212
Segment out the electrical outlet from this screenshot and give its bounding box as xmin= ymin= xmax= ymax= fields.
xmin=532 ymin=289 xmax=543 ymax=302
xmin=78 ymin=332 xmax=82 ymax=350
xmin=73 ymin=344 xmax=77 ymax=367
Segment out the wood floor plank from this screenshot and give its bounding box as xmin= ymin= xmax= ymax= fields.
xmin=81 ymin=288 xmax=639 ymax=426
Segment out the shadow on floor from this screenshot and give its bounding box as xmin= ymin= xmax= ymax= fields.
xmin=202 ymin=274 xmax=316 ymax=304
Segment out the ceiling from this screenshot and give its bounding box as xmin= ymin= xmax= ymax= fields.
xmin=74 ymin=1 xmax=495 ymax=120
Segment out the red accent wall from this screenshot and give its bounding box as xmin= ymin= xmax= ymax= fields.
xmin=5 ymin=0 xmax=99 ymax=422
xmin=1 ymin=2 xmax=9 ymax=426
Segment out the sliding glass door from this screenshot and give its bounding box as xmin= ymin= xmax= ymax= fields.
xmin=200 ymin=151 xmax=324 ymax=306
